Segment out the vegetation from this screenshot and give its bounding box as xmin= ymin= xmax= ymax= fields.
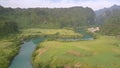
xmin=21 ymin=28 xmax=82 ymax=39
xmin=96 ymin=5 xmax=120 ymax=36
xmin=0 ymin=4 xmax=120 ymax=68
xmin=0 ymin=28 xmax=83 ymax=68
xmin=101 ymin=9 xmax=120 ymax=35
xmin=0 ymin=35 xmax=21 ymax=68
xmin=0 ymin=17 xmax=19 ymax=35
xmin=0 ymin=6 xmax=95 ymax=29
xmin=33 ymin=36 xmax=120 ymax=68
xmin=0 ymin=11 xmax=19 ymax=68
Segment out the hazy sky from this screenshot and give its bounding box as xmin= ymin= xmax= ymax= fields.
xmin=0 ymin=0 xmax=120 ymax=10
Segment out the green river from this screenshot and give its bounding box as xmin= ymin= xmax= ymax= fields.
xmin=9 ymin=38 xmax=43 ymax=68
xmin=9 ymin=29 xmax=93 ymax=68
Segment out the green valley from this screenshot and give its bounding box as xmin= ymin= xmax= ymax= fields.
xmin=0 ymin=3 xmax=120 ymax=68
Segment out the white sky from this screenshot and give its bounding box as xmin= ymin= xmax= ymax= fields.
xmin=0 ymin=0 xmax=120 ymax=10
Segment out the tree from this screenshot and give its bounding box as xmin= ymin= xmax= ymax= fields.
xmin=0 ymin=19 xmax=18 ymax=35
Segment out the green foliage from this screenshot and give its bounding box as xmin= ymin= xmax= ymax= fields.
xmin=0 ymin=17 xmax=19 ymax=35
xmin=96 ymin=8 xmax=120 ymax=36
xmin=33 ymin=36 xmax=120 ymax=68
xmin=0 ymin=38 xmax=20 ymax=68
xmin=0 ymin=6 xmax=95 ymax=29
xmin=20 ymin=28 xmax=83 ymax=40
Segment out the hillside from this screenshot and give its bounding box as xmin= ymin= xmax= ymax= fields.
xmin=95 ymin=5 xmax=120 ymax=35
xmin=0 ymin=6 xmax=95 ymax=29
xmin=95 ymin=5 xmax=120 ymax=16
xmin=95 ymin=5 xmax=120 ymax=25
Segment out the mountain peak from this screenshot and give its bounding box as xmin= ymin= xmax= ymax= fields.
xmin=111 ymin=4 xmax=120 ymax=9
xmin=112 ymin=4 xmax=118 ymax=7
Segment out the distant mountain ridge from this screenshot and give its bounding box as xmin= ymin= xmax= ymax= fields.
xmin=95 ymin=4 xmax=120 ymax=25
xmin=95 ymin=5 xmax=120 ymax=35
xmin=95 ymin=5 xmax=120 ymax=16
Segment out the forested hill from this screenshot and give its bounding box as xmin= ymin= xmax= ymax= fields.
xmin=0 ymin=6 xmax=95 ymax=28
xmin=95 ymin=5 xmax=120 ymax=35
xmin=95 ymin=5 xmax=120 ymax=16
xmin=95 ymin=5 xmax=120 ymax=25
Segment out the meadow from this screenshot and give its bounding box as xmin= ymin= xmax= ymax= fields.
xmin=21 ymin=28 xmax=82 ymax=36
xmin=0 ymin=35 xmax=21 ymax=68
xmin=0 ymin=28 xmax=120 ymax=68
xmin=0 ymin=28 xmax=83 ymax=68
xmin=20 ymin=28 xmax=83 ymax=41
xmin=33 ymin=36 xmax=120 ymax=68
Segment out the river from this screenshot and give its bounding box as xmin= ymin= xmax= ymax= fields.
xmin=9 ymin=29 xmax=93 ymax=68
xmin=9 ymin=38 xmax=43 ymax=68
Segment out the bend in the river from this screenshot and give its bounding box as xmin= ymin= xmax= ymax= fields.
xmin=9 ymin=38 xmax=43 ymax=68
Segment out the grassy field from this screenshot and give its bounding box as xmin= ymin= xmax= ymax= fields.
xmin=21 ymin=28 xmax=82 ymax=37
xmin=0 ymin=28 xmax=120 ymax=68
xmin=0 ymin=28 xmax=82 ymax=68
xmin=33 ymin=36 xmax=120 ymax=68
xmin=0 ymin=35 xmax=20 ymax=68
xmin=0 ymin=40 xmax=18 ymax=68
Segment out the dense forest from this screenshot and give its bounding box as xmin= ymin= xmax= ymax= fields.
xmin=0 ymin=6 xmax=95 ymax=29
xmin=0 ymin=17 xmax=18 ymax=35
xmin=0 ymin=5 xmax=120 ymax=35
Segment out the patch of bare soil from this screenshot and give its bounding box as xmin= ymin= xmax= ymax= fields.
xmin=112 ymin=48 xmax=120 ymax=54
xmin=64 ymin=64 xmax=72 ymax=68
xmin=67 ymin=50 xmax=81 ymax=57
xmin=74 ymin=62 xmax=82 ymax=68
xmin=38 ymin=48 xmax=48 ymax=55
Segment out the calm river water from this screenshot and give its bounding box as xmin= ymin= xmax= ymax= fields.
xmin=9 ymin=38 xmax=43 ymax=68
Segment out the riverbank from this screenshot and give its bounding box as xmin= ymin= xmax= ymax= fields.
xmin=9 ymin=39 xmax=43 ymax=68
xmin=3 ymin=28 xmax=83 ymax=68
xmin=0 ymin=32 xmax=41 ymax=68
xmin=2 ymin=28 xmax=119 ymax=68
xmin=33 ymin=36 xmax=120 ymax=68
xmin=0 ymin=34 xmax=21 ymax=68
